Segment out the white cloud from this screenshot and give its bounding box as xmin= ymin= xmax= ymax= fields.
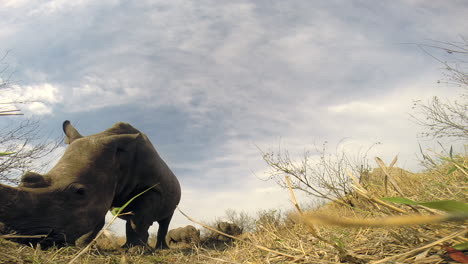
xmin=328 ymin=101 xmax=388 ymax=115
xmin=212 ymin=3 xmax=263 ymax=64
xmin=1 ymin=83 xmax=62 ymax=115
xmin=1 ymin=0 xmax=29 ymax=8
xmin=25 ymin=0 xmax=101 ymax=16
xmin=22 ymin=83 xmax=62 ymax=103
xmin=24 ymin=102 xmax=53 ymax=115
xmin=328 ymin=75 xmax=460 ymax=118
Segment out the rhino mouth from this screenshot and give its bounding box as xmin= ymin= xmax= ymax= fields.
xmin=2 ymin=227 xmax=54 ymax=238
xmin=7 ymin=227 xmax=67 ymax=248
xmin=4 ymin=225 xmax=69 ymax=246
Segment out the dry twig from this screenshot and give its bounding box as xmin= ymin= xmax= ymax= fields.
xmin=347 ymin=169 xmax=409 ymax=214
xmin=372 ymin=227 xmax=468 ymax=263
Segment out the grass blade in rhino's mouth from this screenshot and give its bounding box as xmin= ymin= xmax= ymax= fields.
xmin=4 ymin=225 xmax=52 ymax=237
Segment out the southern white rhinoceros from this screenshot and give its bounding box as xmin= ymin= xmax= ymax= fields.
xmin=166 ymin=225 xmax=200 ymax=247
xmin=216 ymin=222 xmax=242 ymax=241
xmin=0 ymin=121 xmax=181 ymax=249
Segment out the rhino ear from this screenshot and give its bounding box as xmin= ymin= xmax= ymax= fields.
xmin=102 ymin=133 xmax=140 ymax=147
xmin=63 ymin=120 xmax=83 ymax=144
xmin=100 ymin=133 xmax=141 ymax=154
xmin=103 ymin=134 xmax=140 ymax=173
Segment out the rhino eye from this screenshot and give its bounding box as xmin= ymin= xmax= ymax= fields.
xmin=68 ymin=184 xmax=86 ymax=196
xmin=75 ymin=187 xmax=86 ymax=196
xmin=116 ymin=147 xmax=126 ymax=152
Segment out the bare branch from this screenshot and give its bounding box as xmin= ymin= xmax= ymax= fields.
xmin=411 ymin=97 xmax=468 ymax=139
xmin=0 ymin=119 xmax=62 ymax=184
xmin=411 ymin=39 xmax=468 ymax=140
xmin=261 ymin=141 xmax=376 ymax=206
xmin=0 ymin=51 xmax=23 ymax=116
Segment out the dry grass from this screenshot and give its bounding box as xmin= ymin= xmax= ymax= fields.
xmin=1 ymin=155 xmax=467 ymax=263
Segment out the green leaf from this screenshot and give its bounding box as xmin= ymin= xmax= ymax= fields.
xmin=440 ymin=156 xmax=452 ymax=162
xmin=381 ymin=197 xmax=418 ymax=205
xmin=418 ymin=200 xmax=468 ymax=213
xmin=453 ymin=242 xmax=468 ymax=251
xmin=110 ymin=207 xmax=120 ymax=216
xmin=446 ymin=166 xmax=458 ymax=175
xmin=111 ymin=184 xmax=159 ymax=216
xmin=382 ymin=197 xmax=468 ymax=213
xmin=0 ymin=152 xmax=14 ymax=156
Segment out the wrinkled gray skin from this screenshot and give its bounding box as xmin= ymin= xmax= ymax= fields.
xmin=0 ymin=121 xmax=181 ymax=249
xmin=216 ymin=222 xmax=242 ymax=241
xmin=165 ymin=225 xmax=200 ymax=246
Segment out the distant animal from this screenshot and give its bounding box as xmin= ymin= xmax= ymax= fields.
xmin=0 ymin=120 xmax=181 ymax=249
xmin=166 ymin=225 xmax=200 ymax=247
xmin=216 ymin=222 xmax=242 ymax=241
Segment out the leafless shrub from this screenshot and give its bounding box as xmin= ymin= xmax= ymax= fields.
xmin=224 ymin=209 xmax=256 ymax=233
xmin=0 ymin=52 xmax=62 ymax=184
xmin=255 ymin=209 xmax=282 ymax=231
xmin=0 ymin=119 xmax=62 ymax=184
xmin=261 ymin=141 xmax=377 ymax=207
xmin=411 ymin=38 xmax=468 ymax=140
xmin=412 ymin=97 xmax=467 ymax=139
xmin=0 ymin=51 xmax=22 ymax=117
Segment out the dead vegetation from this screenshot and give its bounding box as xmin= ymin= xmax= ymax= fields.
xmin=0 ymin=154 xmax=466 ymax=263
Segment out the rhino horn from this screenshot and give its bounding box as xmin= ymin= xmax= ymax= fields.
xmin=0 ymin=184 xmax=53 ymax=230
xmin=0 ymin=182 xmax=99 ymax=246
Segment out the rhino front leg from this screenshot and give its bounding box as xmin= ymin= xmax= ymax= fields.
xmin=124 ymin=219 xmax=151 ymax=248
xmin=75 ymin=219 xmax=105 ymax=247
xmin=155 ymin=212 xmax=173 ymax=250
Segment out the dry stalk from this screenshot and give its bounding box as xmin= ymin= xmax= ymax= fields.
xmin=0 ymin=251 xmax=22 ymax=263
xmin=285 ymin=176 xmax=304 ymax=215
xmin=452 ymin=161 xmax=468 ymax=176
xmin=375 ymin=157 xmax=425 ymax=213
xmin=68 ymin=212 xmax=133 ymax=264
xmin=285 ymin=176 xmax=320 ymax=237
xmin=434 ymin=151 xmax=468 ymax=177
xmin=348 ymin=169 xmax=409 ymax=214
xmin=375 ymin=157 xmax=404 ymax=195
xmin=284 ymin=176 xmax=361 ymax=262
xmin=177 ymin=207 xmax=299 ymax=260
xmin=47 ymin=246 xmax=74 ymax=263
xmin=198 ymin=253 xmax=242 ymax=264
xmin=371 ymin=227 xmax=468 ymax=264
xmin=299 ymin=213 xmax=464 ymax=227
xmin=0 ymin=234 xmax=48 ymax=239
xmin=381 ymin=156 xmax=398 ymax=195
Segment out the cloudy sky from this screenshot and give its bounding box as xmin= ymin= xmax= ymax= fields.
xmin=0 ymin=1 xmax=467 ymax=234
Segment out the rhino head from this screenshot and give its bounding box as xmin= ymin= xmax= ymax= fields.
xmin=0 ymin=121 xmax=140 ymax=247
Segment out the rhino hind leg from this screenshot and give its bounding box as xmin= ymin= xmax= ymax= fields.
xmin=155 ymin=213 xmax=173 ymax=250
